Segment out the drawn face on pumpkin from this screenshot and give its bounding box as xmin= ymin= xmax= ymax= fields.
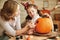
xmin=27 ymin=6 xmax=37 ymax=18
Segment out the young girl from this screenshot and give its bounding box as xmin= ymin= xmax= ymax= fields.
xmin=0 ymin=0 xmax=30 ymax=40
xmin=21 ymin=2 xmax=42 ymax=34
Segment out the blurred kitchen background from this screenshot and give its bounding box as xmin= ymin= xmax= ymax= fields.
xmin=0 ymin=0 xmax=60 ymax=23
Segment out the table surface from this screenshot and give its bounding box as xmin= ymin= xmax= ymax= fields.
xmin=8 ymin=32 xmax=60 ymax=40
xmin=23 ymin=32 xmax=60 ymax=40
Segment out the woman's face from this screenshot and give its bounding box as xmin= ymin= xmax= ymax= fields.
xmin=27 ymin=6 xmax=37 ymax=18
xmin=12 ymin=5 xmax=20 ymax=17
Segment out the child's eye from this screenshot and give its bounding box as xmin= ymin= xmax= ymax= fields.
xmin=32 ymin=10 xmax=34 ymax=12
xmin=29 ymin=12 xmax=31 ymax=14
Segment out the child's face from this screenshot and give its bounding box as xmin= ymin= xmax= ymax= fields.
xmin=27 ymin=6 xmax=37 ymax=18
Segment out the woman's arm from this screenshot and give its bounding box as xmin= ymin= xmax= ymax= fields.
xmin=16 ymin=25 xmax=29 ymax=35
xmin=0 ymin=17 xmax=32 ymax=36
xmin=0 ymin=18 xmax=16 ymax=36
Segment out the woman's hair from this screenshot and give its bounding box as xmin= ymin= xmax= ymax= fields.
xmin=0 ymin=0 xmax=19 ymax=21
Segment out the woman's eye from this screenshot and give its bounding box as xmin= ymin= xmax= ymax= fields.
xmin=29 ymin=12 xmax=31 ymax=13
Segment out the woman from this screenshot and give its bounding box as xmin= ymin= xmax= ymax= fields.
xmin=0 ymin=0 xmax=30 ymax=40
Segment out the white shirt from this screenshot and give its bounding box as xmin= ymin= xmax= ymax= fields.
xmin=0 ymin=15 xmax=21 ymax=36
xmin=29 ymin=14 xmax=41 ymax=28
xmin=31 ymin=14 xmax=41 ymax=24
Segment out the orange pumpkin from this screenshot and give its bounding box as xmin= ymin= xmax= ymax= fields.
xmin=26 ymin=36 xmax=31 ymax=40
xmin=35 ymin=18 xmax=52 ymax=34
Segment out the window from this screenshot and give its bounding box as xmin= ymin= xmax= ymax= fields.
xmin=43 ymin=1 xmax=49 ymax=8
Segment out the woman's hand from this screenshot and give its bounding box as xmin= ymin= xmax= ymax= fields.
xmin=26 ymin=21 xmax=35 ymax=29
xmin=27 ymin=28 xmax=35 ymax=35
xmin=16 ymin=25 xmax=30 ymax=36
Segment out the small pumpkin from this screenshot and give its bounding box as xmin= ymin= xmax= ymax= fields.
xmin=35 ymin=18 xmax=52 ymax=34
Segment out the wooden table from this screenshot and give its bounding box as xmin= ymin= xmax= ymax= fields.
xmin=23 ymin=32 xmax=60 ymax=40
xmin=8 ymin=32 xmax=60 ymax=40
